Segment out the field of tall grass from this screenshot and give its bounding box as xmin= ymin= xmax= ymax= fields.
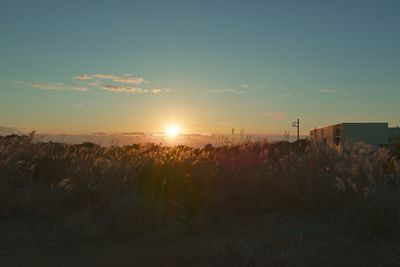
xmin=1 ymin=133 xmax=400 ymax=244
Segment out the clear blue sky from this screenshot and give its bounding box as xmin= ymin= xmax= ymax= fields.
xmin=1 ymin=0 xmax=399 ymax=134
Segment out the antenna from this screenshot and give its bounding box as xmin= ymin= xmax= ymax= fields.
xmin=292 ymin=118 xmax=300 ymax=141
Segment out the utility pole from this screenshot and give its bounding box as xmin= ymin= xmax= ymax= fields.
xmin=292 ymin=118 xmax=300 ymax=141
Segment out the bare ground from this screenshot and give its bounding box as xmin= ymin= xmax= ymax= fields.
xmin=1 ymin=215 xmax=400 ymax=267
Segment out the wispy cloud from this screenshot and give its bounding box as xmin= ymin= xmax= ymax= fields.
xmin=73 ymin=74 xmax=92 ymax=81
xmin=217 ymin=82 xmax=281 ymax=94
xmin=255 ymin=83 xmax=280 ymax=89
xmin=211 ymin=89 xmax=237 ymax=94
xmin=320 ymin=89 xmax=337 ymax=94
xmin=100 ymin=84 xmax=168 ymax=94
xmin=102 ymin=84 xmax=143 ymax=93
xmin=19 ymin=73 xmax=169 ymax=95
xmin=70 ymin=86 xmax=88 ymax=92
xmin=261 ymin=112 xmax=285 ymax=121
xmin=75 ymin=73 xmax=170 ymax=94
xmin=74 ymin=74 xmax=144 ymax=85
xmin=276 ymin=93 xmax=294 ymax=98
xmin=32 ymin=82 xmax=64 ymax=90
xmin=88 ymin=81 xmax=101 ymax=88
xmin=15 ymin=81 xmax=29 ymax=87
xmin=144 ymin=88 xmax=162 ymax=94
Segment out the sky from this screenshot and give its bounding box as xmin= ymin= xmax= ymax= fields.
xmin=0 ymin=0 xmax=399 ymax=135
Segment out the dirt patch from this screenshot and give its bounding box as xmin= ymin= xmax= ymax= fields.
xmin=1 ymin=215 xmax=399 ymax=267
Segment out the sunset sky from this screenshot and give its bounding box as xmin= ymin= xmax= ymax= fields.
xmin=1 ymin=0 xmax=399 ymax=135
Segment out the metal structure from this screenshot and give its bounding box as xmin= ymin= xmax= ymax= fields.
xmin=292 ymin=118 xmax=300 ymax=141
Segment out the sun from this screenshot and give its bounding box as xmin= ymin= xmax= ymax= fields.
xmin=166 ymin=125 xmax=180 ymax=138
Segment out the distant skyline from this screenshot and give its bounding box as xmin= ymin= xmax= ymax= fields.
xmin=1 ymin=0 xmax=400 ymax=135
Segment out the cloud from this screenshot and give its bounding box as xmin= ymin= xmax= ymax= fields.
xmin=320 ymin=89 xmax=337 ymax=94
xmin=32 ymin=82 xmax=63 ymax=90
xmin=115 ymin=76 xmax=144 ymax=84
xmin=146 ymin=88 xmax=171 ymax=93
xmin=276 ymin=93 xmax=293 ymax=98
xmin=241 ymin=84 xmax=249 ymax=88
xmin=102 ymin=84 xmax=143 ymax=93
xmin=261 ymin=112 xmax=285 ymax=121
xmin=255 ymin=83 xmax=280 ymax=89
xmin=87 ymin=79 xmax=170 ymax=94
xmin=149 ymin=88 xmax=162 ymax=94
xmin=15 ymin=81 xmax=29 ymax=87
xmin=143 ymin=88 xmax=162 ymax=94
xmin=20 ymin=73 xmax=168 ymax=95
xmin=70 ymin=86 xmax=88 ymax=92
xmin=211 ymin=89 xmax=237 ymax=93
xmin=74 ymin=74 xmax=92 ymax=81
xmin=101 ymin=84 xmax=165 ymax=94
xmin=88 ymin=81 xmax=102 ymax=88
xmin=74 ymin=74 xmax=144 ymax=85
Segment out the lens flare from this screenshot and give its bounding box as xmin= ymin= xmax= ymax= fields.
xmin=166 ymin=125 xmax=179 ymax=137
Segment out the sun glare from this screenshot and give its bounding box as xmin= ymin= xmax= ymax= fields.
xmin=166 ymin=125 xmax=180 ymax=138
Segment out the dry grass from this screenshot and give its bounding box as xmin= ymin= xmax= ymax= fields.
xmin=1 ymin=134 xmax=400 ymax=244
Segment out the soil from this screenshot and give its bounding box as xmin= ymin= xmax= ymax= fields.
xmin=1 ymin=215 xmax=399 ymax=267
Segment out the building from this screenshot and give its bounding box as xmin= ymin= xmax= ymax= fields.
xmin=310 ymin=122 xmax=400 ymax=151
